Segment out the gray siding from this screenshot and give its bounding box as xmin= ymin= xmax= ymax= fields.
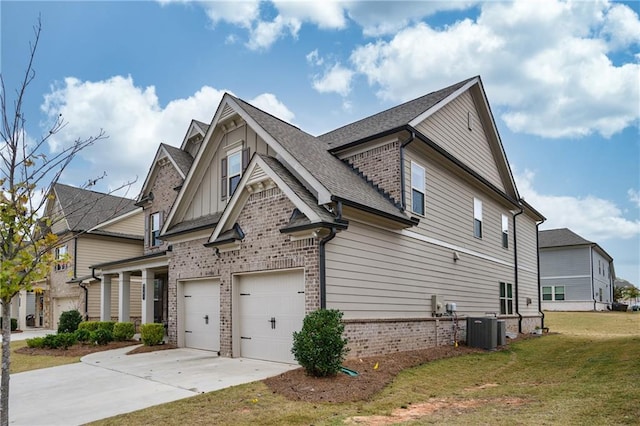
xmin=326 ymin=220 xmax=515 ymax=319
xmin=540 ymin=247 xmax=591 ymax=277
xmin=414 ymin=91 xmax=505 ymax=192
xmin=517 ymin=213 xmax=541 ymax=316
xmin=541 ymin=276 xmax=592 ymax=301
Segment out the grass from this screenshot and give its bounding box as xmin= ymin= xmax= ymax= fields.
xmin=90 ymin=311 xmax=640 ymax=425
xmin=9 ymin=340 xmax=81 ymax=374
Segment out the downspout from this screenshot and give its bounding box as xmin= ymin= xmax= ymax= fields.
xmin=319 ymin=201 xmax=342 ymax=310
xmin=512 ymin=207 xmax=523 ymax=333
xmin=399 ymin=130 xmax=416 ymax=211
xmin=536 ymin=219 xmax=546 ymax=329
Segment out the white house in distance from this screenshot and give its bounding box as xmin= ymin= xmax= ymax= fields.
xmin=539 ymin=228 xmax=615 ymax=311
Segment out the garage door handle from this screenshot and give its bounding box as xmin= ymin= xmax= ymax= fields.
xmin=185 ymin=330 xmax=192 ymax=333
xmin=268 ymin=317 xmax=276 ymax=329
xmin=204 ymin=315 xmax=209 ymax=324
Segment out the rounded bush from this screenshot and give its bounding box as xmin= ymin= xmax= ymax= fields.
xmin=98 ymin=321 xmax=116 ymax=333
xmin=26 ymin=336 xmax=45 ymax=348
xmin=43 ymin=334 xmax=60 ymax=349
xmin=56 ymin=332 xmax=78 ymax=350
xmin=292 ymin=309 xmax=349 ymax=377
xmin=74 ymin=328 xmax=91 ymax=343
xmin=113 ymin=322 xmax=135 ymax=341
xmin=140 ymin=323 xmax=164 ymax=346
xmin=57 ymin=310 xmax=83 ymax=334
xmin=78 ymin=321 xmax=100 ymax=332
xmin=91 ymin=328 xmax=113 ymax=345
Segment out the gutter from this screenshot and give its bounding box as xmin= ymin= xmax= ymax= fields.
xmin=590 ymin=245 xmax=596 ymax=311
xmin=331 ymin=196 xmax=418 ymax=227
xmin=319 ymin=201 xmax=342 ymax=309
xmin=399 ymin=130 xmax=416 ymax=211
xmin=512 ymin=207 xmax=523 ymax=333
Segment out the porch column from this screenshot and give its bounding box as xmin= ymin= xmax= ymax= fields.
xmin=18 ymin=290 xmax=27 ymax=330
xmin=141 ymin=269 xmax=155 ymax=324
xmin=118 ymin=272 xmax=131 ymax=322
xmin=100 ymin=275 xmax=112 ymax=321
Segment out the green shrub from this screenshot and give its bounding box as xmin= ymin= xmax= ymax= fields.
xmin=74 ymin=328 xmax=91 ymax=343
xmin=140 ymin=323 xmax=164 ymax=346
xmin=98 ymin=321 xmax=116 ymax=333
xmin=55 ymin=332 xmax=78 ymax=350
xmin=91 ymin=328 xmax=113 ymax=345
xmin=292 ymin=309 xmax=349 ymax=377
xmin=26 ymin=336 xmax=45 ymax=348
xmin=0 ymin=318 xmax=18 ymax=331
xmin=43 ymin=334 xmax=60 ymax=349
xmin=57 ymin=310 xmax=83 ymax=334
xmin=113 ymin=322 xmax=135 ymax=341
xmin=78 ymin=321 xmax=100 ymax=332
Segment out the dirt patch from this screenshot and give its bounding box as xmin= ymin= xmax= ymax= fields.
xmin=15 ymin=341 xmax=140 ymax=357
xmin=264 ymin=345 xmax=484 ymax=403
xmin=344 ymin=397 xmax=528 ymax=425
xmin=126 ymin=343 xmax=178 ymax=355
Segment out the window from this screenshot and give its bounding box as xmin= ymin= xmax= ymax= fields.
xmin=221 ymin=147 xmax=250 ymax=200
xmin=500 ymin=283 xmax=513 ymax=315
xmin=411 ymin=162 xmax=425 ymax=215
xmin=501 ymin=214 xmax=509 ymax=248
xmin=149 ymin=212 xmax=162 ymax=247
xmin=55 ymin=245 xmax=68 ymax=271
xmin=542 ymin=286 xmax=565 ymax=301
xmin=473 ymin=198 xmax=483 ymax=238
xmin=499 ymin=282 xmax=513 ymax=314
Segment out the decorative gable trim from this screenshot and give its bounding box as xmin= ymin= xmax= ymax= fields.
xmin=137 ymin=144 xmax=187 ymax=206
xmin=207 ymin=155 xmax=331 ymax=245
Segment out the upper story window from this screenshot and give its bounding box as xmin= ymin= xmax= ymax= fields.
xmin=55 ymin=245 xmax=68 ymax=271
xmin=473 ymin=198 xmax=483 ymax=238
xmin=411 ymin=162 xmax=425 ymax=216
xmin=501 ymin=214 xmax=509 ymax=248
xmin=149 ymin=212 xmax=162 ymax=247
xmin=221 ymin=147 xmax=250 ymax=200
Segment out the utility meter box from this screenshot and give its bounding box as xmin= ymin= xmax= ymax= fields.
xmin=431 ymin=295 xmax=444 ymax=316
xmin=446 ymin=302 xmax=457 ymax=313
xmin=466 ymin=317 xmax=498 ymax=350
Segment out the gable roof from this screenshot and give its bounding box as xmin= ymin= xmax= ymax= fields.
xmin=538 ymin=228 xmax=593 ymax=248
xmin=319 ymin=77 xmax=476 ymax=150
xmin=162 ymin=143 xmax=194 ymax=177
xmin=51 ymin=183 xmax=137 ymax=233
xmin=230 ymin=96 xmax=414 ymax=225
xmin=136 ymin=144 xmax=193 ymax=205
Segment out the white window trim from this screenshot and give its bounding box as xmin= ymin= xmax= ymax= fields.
xmin=501 ymin=214 xmax=509 ymax=248
xmin=55 ymin=245 xmax=68 ymax=271
xmin=542 ymin=285 xmax=565 ymax=301
xmin=227 ymin=148 xmax=242 ymax=199
xmin=499 ymin=282 xmax=513 ymax=315
xmin=150 ymin=212 xmax=162 ymax=247
xmin=410 ymin=161 xmax=426 ymax=216
xmin=473 ymin=198 xmax=483 ymax=239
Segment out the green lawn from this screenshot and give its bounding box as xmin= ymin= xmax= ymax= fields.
xmin=91 ymin=311 xmax=640 ymax=425
xmin=10 ymin=340 xmax=81 ymax=374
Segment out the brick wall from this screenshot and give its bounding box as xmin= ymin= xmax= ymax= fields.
xmin=343 ymin=141 xmax=402 ymax=205
xmin=168 ymin=187 xmax=321 ymax=356
xmin=145 ymin=157 xmax=183 ymax=254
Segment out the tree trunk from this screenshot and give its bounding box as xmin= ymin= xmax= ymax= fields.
xmin=1 ymin=299 xmax=12 ymax=426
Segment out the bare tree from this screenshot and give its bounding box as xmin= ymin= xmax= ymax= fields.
xmin=0 ymin=18 xmax=132 ymax=425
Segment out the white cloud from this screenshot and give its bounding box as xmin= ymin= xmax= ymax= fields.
xmin=348 ymin=0 xmax=640 ymax=139
xmin=312 ymin=63 xmax=354 ymax=97
xmin=628 ymin=189 xmax=640 ymax=208
xmin=306 ymin=49 xmax=323 ymax=66
xmin=516 ymin=170 xmax=640 ymax=241
xmin=41 ymin=75 xmax=293 ymax=194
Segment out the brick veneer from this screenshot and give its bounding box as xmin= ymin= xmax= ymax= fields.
xmin=145 ymin=156 xmax=183 ymax=254
xmin=343 ymin=141 xmax=402 ymax=205
xmin=168 ymin=187 xmax=320 ymax=356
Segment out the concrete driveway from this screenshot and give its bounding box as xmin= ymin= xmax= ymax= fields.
xmin=9 ymin=343 xmax=297 ymax=425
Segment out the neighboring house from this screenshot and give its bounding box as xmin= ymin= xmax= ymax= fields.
xmin=96 ymin=76 xmax=544 ymax=363
xmin=36 ymin=183 xmax=144 ymax=329
xmin=539 ymin=228 xmax=615 ymax=311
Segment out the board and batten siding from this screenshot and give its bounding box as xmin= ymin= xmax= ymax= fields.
xmin=86 ymin=278 xmax=142 ymax=319
xmin=414 ymin=90 xmax=505 ymax=192
xmin=98 ymin=210 xmax=144 ymax=236
xmin=184 ymin=124 xmax=270 ymax=221
xmin=404 ymin=145 xmax=515 ymax=265
xmin=75 ymin=237 xmax=143 ymax=278
xmin=325 ymin=220 xmax=514 ymax=319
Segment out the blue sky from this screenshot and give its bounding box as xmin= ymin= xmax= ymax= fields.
xmin=2 ymin=0 xmax=639 ymax=284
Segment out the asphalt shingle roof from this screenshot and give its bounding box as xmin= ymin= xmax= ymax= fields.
xmin=318 ymin=77 xmax=476 ymax=149
xmin=231 ymin=96 xmax=410 ymax=223
xmin=52 ymin=183 xmax=137 ymax=232
xmin=161 ymin=143 xmax=194 ymax=177
xmin=538 ymin=228 xmax=593 ymax=248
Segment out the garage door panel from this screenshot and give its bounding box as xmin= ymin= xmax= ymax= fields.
xmin=184 ymin=280 xmax=220 ymax=352
xmin=238 ymin=270 xmax=304 ymax=364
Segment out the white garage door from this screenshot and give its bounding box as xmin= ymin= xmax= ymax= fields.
xmin=183 ymin=279 xmax=220 ymax=352
xmin=238 ymin=269 xmax=305 ymax=363
xmin=53 ymin=297 xmax=78 ymax=330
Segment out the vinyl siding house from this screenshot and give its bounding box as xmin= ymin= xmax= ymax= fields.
xmin=539 ymin=228 xmax=615 ymax=311
xmin=97 ymin=76 xmax=544 ymax=363
xmin=39 ymin=183 xmax=144 ymax=329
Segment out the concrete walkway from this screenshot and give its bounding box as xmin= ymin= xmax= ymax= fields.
xmin=2 ymin=328 xmax=54 ymax=342
xmin=9 ymin=344 xmax=297 ymax=425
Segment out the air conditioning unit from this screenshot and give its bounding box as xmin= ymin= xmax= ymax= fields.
xmin=466 ymin=317 xmax=498 ymax=350
xmin=431 ymin=295 xmax=444 ymax=316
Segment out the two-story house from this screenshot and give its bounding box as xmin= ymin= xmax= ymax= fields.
xmin=42 ymin=183 xmax=144 ymax=329
xmin=95 ymin=76 xmax=544 ymax=363
xmin=539 ymin=228 xmax=615 ymax=311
